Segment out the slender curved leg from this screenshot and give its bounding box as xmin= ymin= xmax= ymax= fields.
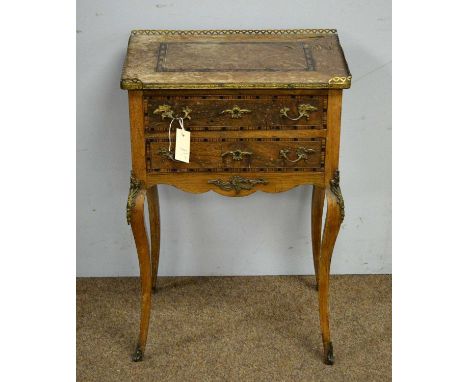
xmin=318 ymin=172 xmax=344 ymax=365
xmin=147 ymin=186 xmax=161 ymax=292
xmin=129 ymin=189 xmax=152 ymax=362
xmin=312 ymin=186 xmax=325 ymax=291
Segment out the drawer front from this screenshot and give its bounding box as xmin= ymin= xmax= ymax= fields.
xmin=144 ymin=95 xmax=327 ymax=133
xmin=146 ymin=137 xmax=325 ymax=173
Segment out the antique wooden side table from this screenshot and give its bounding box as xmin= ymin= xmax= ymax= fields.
xmin=120 ymin=29 xmax=351 ymax=365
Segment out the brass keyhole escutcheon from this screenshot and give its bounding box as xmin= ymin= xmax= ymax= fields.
xmin=221 ymin=105 xmax=251 ymax=119
xmin=221 ymin=149 xmax=253 ymax=161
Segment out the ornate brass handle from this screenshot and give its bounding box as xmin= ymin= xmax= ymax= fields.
xmin=157 ymin=147 xmax=176 ymax=161
xmin=208 ymin=176 xmax=268 ymax=194
xmin=279 ymin=147 xmax=316 ymax=163
xmin=221 ymin=149 xmax=253 ymax=161
xmin=153 ymin=105 xmax=192 ymax=120
xmin=279 ymin=104 xmax=318 ymax=121
xmin=221 ymin=105 xmax=251 ymax=119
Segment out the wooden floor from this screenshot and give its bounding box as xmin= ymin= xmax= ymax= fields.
xmin=77 ymin=275 xmax=391 ymax=381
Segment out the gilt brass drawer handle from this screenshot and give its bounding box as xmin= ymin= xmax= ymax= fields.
xmin=157 ymin=147 xmax=176 ymax=161
xmin=153 ymin=105 xmax=192 ymax=120
xmin=280 ymin=104 xmax=318 ymax=121
xmin=221 ymin=105 xmax=251 ymax=119
xmin=208 ymin=176 xmax=268 ymax=194
xmin=279 ymin=147 xmax=316 ymax=163
xmin=221 ymin=149 xmax=253 ymax=161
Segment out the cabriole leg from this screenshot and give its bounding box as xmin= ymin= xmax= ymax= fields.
xmin=127 ymin=174 xmax=152 ymax=362
xmin=147 ymin=186 xmax=161 ymax=292
xmin=318 ymin=171 xmax=345 ymax=365
xmin=312 ymin=186 xmax=325 ymax=291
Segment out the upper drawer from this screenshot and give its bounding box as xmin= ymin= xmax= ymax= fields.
xmin=144 ymin=95 xmax=327 ymax=132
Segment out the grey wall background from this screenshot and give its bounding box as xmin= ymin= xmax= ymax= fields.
xmin=77 ymin=0 xmax=391 ymax=276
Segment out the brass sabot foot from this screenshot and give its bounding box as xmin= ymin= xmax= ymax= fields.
xmin=324 ymin=341 xmax=335 ymax=365
xmin=132 ymin=345 xmax=143 ymax=362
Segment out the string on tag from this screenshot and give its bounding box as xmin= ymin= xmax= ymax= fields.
xmin=178 ymin=117 xmax=185 ymax=131
xmin=168 ymin=118 xmax=176 ymax=153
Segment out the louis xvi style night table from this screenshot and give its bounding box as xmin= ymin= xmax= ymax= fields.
xmin=120 ymin=29 xmax=351 ymax=365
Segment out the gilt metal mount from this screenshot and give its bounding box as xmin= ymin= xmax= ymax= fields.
xmin=208 ymin=176 xmax=268 ymax=194
xmin=126 ymin=171 xmax=143 ymax=224
xmin=330 ymin=170 xmax=345 ymax=222
xmin=328 ymin=76 xmax=352 ymax=85
xmin=280 ymin=104 xmax=318 ymax=121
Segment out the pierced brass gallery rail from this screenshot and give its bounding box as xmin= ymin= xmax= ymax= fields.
xmin=153 ymin=105 xmax=192 ymax=120
xmin=221 ymin=105 xmax=252 ymax=119
xmin=126 ymin=171 xmax=143 ymax=224
xmin=221 ymin=149 xmax=253 ymax=161
xmin=131 ymin=29 xmax=338 ymax=36
xmin=280 ymin=104 xmax=318 ymax=121
xmin=330 ymin=170 xmax=345 ymax=222
xmin=279 ymin=147 xmax=316 ymax=163
xmin=208 ymin=176 xmax=268 ymax=194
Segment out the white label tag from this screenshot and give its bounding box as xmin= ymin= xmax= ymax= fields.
xmin=175 ymin=128 xmax=190 ymax=163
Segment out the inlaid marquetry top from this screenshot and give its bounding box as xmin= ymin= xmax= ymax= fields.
xmin=120 ymin=29 xmax=351 ymax=90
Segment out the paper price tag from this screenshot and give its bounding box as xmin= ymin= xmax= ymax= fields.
xmin=175 ymin=128 xmax=190 ymax=163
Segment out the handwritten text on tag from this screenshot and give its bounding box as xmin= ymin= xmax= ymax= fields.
xmin=175 ymin=128 xmax=190 ymax=163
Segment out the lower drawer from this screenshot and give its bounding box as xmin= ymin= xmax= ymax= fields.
xmin=146 ymin=137 xmax=325 ymax=173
